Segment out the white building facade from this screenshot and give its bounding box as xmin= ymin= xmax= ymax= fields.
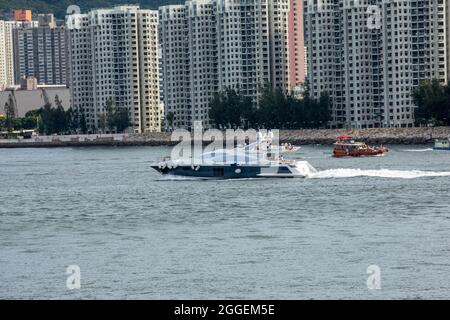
xmin=0 ymin=21 xmax=14 ymax=90
xmin=67 ymin=6 xmax=161 ymax=133
xmin=159 ymin=0 xmax=292 ymax=130
xmin=304 ymin=0 xmax=449 ymax=128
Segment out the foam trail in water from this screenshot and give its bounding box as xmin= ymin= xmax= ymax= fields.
xmin=308 ymin=168 xmax=450 ymax=179
xmin=404 ymin=148 xmax=433 ymax=152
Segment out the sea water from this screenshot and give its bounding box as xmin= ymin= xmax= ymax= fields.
xmin=1 ymin=145 xmax=450 ymax=299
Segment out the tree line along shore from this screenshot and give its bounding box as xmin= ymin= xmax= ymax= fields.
xmin=2 ymin=81 xmax=450 ymax=148
xmin=3 ymin=80 xmax=450 ymax=136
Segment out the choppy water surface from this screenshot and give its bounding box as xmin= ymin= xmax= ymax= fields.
xmin=1 ymin=145 xmax=450 ymax=299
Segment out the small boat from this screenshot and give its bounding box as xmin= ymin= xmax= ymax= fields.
xmin=246 ymin=142 xmax=300 ymax=154
xmin=279 ymin=143 xmax=301 ymax=153
xmin=333 ymin=135 xmax=387 ymax=158
xmin=433 ymin=138 xmax=450 ymax=151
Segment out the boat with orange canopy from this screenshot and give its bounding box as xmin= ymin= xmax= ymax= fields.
xmin=332 ymin=135 xmax=388 ymax=158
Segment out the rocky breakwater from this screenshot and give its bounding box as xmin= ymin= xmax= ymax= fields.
xmin=122 ymin=132 xmax=174 ymax=146
xmin=280 ymin=127 xmax=450 ymax=145
xmin=1 ymin=127 xmax=449 ymax=148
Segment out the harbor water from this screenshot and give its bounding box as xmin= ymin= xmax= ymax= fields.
xmin=1 ymin=145 xmax=450 ymax=299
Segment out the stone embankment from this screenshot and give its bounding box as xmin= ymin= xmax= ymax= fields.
xmin=279 ymin=127 xmax=450 ymax=145
xmin=0 ymin=127 xmax=449 ymax=148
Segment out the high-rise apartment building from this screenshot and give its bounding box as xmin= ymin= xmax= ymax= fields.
xmin=0 ymin=20 xmax=38 ymax=90
xmin=67 ymin=6 xmax=161 ymax=133
xmin=304 ymin=0 xmax=448 ymax=128
xmin=159 ymin=0 xmax=293 ymax=130
xmin=12 ymin=14 xmax=67 ymax=86
xmin=159 ymin=1 xmax=217 ymax=130
xmin=0 ymin=21 xmax=14 ymax=90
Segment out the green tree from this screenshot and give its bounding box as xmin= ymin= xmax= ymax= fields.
xmin=114 ymin=108 xmax=131 ymax=132
xmin=103 ymin=98 xmax=131 ymax=133
xmin=0 ymin=114 xmax=6 ymax=131
xmin=31 ymin=98 xmax=72 ymax=135
xmin=98 ymin=113 xmax=107 ymax=133
xmin=12 ymin=116 xmax=37 ymax=130
xmin=4 ymin=94 xmax=17 ymax=133
xmin=23 ymin=110 xmax=42 ymax=132
xmin=66 ymin=108 xmax=77 ymax=133
xmin=22 ymin=116 xmax=38 ymax=130
xmin=256 ymin=83 xmax=275 ymax=128
xmin=64 ymin=107 xmax=87 ymax=134
xmin=53 ymin=95 xmax=68 ymax=134
xmin=412 ymin=79 xmax=450 ymax=126
xmin=105 ymin=98 xmax=115 ymax=131
xmin=40 ymin=102 xmax=54 ymax=134
xmin=208 ymin=84 xmax=331 ymax=130
xmin=79 ymin=113 xmax=87 ymax=134
xmin=209 ymin=88 xmax=255 ymax=129
xmin=209 ymin=93 xmax=226 ymax=128
xmin=165 ymin=111 xmax=175 ymax=131
xmin=305 ymin=93 xmax=331 ymax=128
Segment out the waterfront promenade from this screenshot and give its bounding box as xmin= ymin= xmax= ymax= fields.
xmin=0 ymin=127 xmax=449 ymax=148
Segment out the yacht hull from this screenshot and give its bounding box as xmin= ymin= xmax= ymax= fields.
xmin=151 ymin=163 xmax=310 ymax=179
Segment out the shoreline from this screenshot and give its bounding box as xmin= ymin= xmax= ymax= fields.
xmin=0 ymin=127 xmax=448 ymax=148
xmin=279 ymin=127 xmax=449 ymax=145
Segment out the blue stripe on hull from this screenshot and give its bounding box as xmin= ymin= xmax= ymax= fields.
xmin=433 ymin=148 xmax=450 ymax=151
xmin=152 ymin=164 xmax=293 ymax=179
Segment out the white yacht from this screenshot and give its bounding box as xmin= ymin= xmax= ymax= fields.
xmin=152 ymin=133 xmax=314 ymax=179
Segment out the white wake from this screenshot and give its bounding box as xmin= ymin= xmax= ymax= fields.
xmin=403 ymin=148 xmax=433 ymax=152
xmin=307 ymin=168 xmax=450 ymax=179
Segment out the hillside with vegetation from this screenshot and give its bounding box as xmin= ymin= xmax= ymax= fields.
xmin=0 ymin=0 xmax=181 ymax=19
